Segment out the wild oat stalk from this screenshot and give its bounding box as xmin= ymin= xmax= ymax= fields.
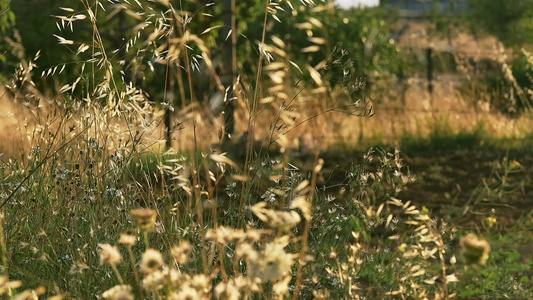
xmin=238 ymin=0 xmax=273 ymax=228
xmin=293 ymin=158 xmax=323 ymax=299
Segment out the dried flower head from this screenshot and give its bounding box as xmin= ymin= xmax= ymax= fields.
xmin=215 ymin=280 xmax=241 ymax=300
xmin=130 ymin=208 xmax=157 ymax=230
xmin=98 ymin=244 xmax=122 ymax=266
xmin=190 ymin=274 xmax=211 ymax=294
xmin=272 ymin=275 xmax=291 ymax=296
xmin=245 ymin=229 xmax=262 ymax=242
xmin=69 ymin=262 xmax=89 ymax=275
xmin=119 ymin=234 xmax=137 ymax=247
xmin=171 ymin=240 xmax=193 ymax=265
xmin=313 ymin=288 xmax=331 ymax=299
xmin=460 ymin=233 xmax=491 ymax=265
xmin=249 ymin=241 xmax=294 ymax=282
xmin=140 ymin=248 xmax=165 ymax=275
xmin=142 ymin=270 xmax=165 ymax=292
xmin=102 ymin=285 xmax=133 ymax=300
xmin=164 ymin=268 xmax=181 ymax=288
xmin=236 ymin=243 xmax=258 ymax=261
xmin=251 ymin=202 xmax=301 ymax=230
xmin=175 ymin=283 xmax=202 ymax=300
xmin=205 ymin=226 xmax=246 ymax=244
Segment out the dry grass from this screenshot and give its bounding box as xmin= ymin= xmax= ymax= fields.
xmin=3 ymin=79 xmax=532 ymax=158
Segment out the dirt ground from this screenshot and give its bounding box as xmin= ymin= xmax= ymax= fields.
xmin=317 ymin=146 xmax=533 ymax=229
xmin=400 ymin=150 xmax=533 ymax=228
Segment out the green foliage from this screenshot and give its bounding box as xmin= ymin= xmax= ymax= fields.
xmin=0 ymin=0 xmax=15 ymax=81
xmin=468 ymin=0 xmax=533 ymax=46
xmin=453 ymin=224 xmax=533 ymax=298
xmin=1 ymin=0 xmax=402 ymax=108
xmin=469 ymin=52 xmax=533 ymax=114
xmin=237 ymin=3 xmax=401 ymax=101
xmin=0 ymin=0 xmax=14 ymax=34
xmin=464 ymin=154 xmax=525 ymax=211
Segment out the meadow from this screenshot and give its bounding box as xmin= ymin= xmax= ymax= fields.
xmin=0 ymin=1 xmax=532 ymax=299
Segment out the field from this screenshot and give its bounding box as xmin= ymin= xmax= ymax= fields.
xmin=0 ymin=1 xmax=532 ymax=299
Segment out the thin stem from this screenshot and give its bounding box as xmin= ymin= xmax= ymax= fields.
xmin=192 ymin=123 xmax=208 ymax=275
xmin=127 ymin=247 xmax=144 ymax=299
xmin=142 ymin=230 xmax=150 ymax=250
xmin=110 ymin=263 xmax=124 ymax=284
xmin=292 ymin=158 xmax=323 ymax=300
xmin=0 ymin=213 xmax=7 ymax=276
xmin=0 ymin=117 xmax=91 ymax=210
xmin=238 ymin=0 xmax=271 ymax=228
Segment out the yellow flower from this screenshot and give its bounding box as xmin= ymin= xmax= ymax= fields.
xmin=98 ymin=244 xmax=122 ymax=266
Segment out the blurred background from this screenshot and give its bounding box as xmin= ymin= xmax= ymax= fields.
xmin=1 ymin=0 xmax=532 ymax=152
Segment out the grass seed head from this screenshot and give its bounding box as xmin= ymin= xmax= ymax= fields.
xmin=0 ymin=275 xmax=23 ymax=295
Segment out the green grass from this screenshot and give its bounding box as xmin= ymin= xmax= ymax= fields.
xmin=454 ymin=220 xmax=533 ymax=298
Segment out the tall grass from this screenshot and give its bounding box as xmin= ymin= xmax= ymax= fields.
xmin=0 ymin=1 xmax=531 ymax=299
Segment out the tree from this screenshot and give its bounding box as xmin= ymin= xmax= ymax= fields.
xmin=468 ymin=0 xmax=533 ymax=46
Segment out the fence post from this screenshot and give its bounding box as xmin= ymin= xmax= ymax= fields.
xmin=427 ymin=47 xmax=434 ymax=96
